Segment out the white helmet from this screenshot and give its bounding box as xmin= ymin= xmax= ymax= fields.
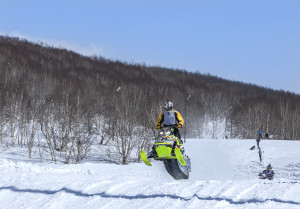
xmin=164 ymin=101 xmax=173 ymax=111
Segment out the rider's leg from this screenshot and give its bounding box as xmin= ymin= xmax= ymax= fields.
xmin=173 ymin=127 xmax=183 ymax=143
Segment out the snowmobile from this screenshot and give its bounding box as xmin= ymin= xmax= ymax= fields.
xmin=140 ymin=127 xmax=191 ymax=180
xmin=258 ymin=172 xmax=274 ymax=180
xmin=258 ymin=164 xmax=275 ymax=180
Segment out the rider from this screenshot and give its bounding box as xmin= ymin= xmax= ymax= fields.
xmin=148 ymin=101 xmax=184 ymax=158
xmin=155 ymin=101 xmax=184 ymax=142
xmin=259 ymin=164 xmax=275 ymax=180
xmin=257 ymin=129 xmax=263 ymax=149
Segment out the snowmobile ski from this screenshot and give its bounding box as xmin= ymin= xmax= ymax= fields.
xmin=140 ymin=150 xmax=152 ymax=166
xmin=174 ymin=147 xmax=187 ymax=166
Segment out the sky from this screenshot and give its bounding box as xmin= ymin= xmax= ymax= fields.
xmin=0 ymin=0 xmax=299 ymax=94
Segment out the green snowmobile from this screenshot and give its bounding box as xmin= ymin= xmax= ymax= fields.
xmin=140 ymin=127 xmax=191 ymax=180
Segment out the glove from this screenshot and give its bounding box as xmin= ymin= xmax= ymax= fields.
xmin=156 ymin=125 xmax=161 ymax=129
xmin=178 ymin=124 xmax=182 ymax=128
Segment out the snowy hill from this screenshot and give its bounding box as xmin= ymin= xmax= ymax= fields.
xmin=1 ymin=139 xmax=300 ymax=209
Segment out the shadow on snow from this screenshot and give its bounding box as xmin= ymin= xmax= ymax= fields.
xmin=1 ymin=186 xmax=300 ymax=206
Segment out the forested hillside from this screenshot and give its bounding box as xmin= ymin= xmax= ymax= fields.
xmin=1 ymin=36 xmax=300 ymax=163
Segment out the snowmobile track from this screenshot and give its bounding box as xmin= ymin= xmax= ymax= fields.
xmin=164 ymin=159 xmax=189 ymax=180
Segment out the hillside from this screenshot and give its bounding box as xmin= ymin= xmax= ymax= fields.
xmin=1 ymin=35 xmax=300 ymax=164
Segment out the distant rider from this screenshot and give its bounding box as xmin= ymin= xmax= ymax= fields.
xmin=258 ymin=130 xmax=263 ymax=139
xmin=265 ymin=132 xmax=269 ymax=139
xmin=257 ymin=129 xmax=263 ymax=148
xmin=156 ymin=101 xmax=184 ymax=142
xmin=259 ymin=164 xmax=275 ymax=180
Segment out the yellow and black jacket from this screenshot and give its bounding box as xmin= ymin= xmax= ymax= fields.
xmin=156 ymin=110 xmax=184 ymax=129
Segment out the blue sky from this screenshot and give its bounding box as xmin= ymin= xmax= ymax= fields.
xmin=1 ymin=0 xmax=300 ymax=94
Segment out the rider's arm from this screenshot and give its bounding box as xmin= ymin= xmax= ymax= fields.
xmin=174 ymin=111 xmax=184 ymax=128
xmin=156 ymin=113 xmax=164 ymax=129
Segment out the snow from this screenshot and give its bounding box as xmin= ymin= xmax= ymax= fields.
xmin=1 ymin=139 xmax=300 ymax=209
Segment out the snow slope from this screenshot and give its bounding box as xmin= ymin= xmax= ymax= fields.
xmin=1 ymin=139 xmax=300 ymax=209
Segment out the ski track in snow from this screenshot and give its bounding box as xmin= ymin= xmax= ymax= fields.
xmin=1 ymin=139 xmax=300 ymax=209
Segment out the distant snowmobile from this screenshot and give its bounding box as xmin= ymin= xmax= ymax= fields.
xmin=258 ymin=164 xmax=275 ymax=180
xmin=140 ymin=127 xmax=191 ymax=180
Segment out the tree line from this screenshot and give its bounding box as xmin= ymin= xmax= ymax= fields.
xmin=0 ymin=36 xmax=300 ymax=164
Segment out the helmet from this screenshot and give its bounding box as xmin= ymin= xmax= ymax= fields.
xmin=164 ymin=101 xmax=173 ymax=112
xmin=267 ymin=164 xmax=272 ymax=170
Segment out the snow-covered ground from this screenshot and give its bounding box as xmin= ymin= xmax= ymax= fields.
xmin=1 ymin=139 xmax=300 ymax=209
